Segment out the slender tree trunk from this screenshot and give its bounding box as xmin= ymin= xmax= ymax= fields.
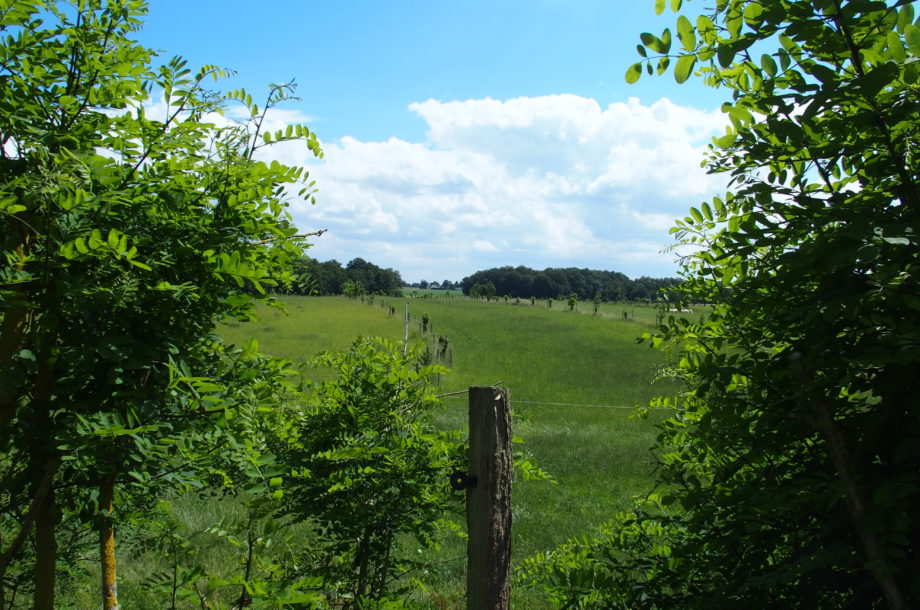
xmin=353 ymin=527 xmax=373 ymax=607
xmin=31 ymin=342 xmax=58 ymax=610
xmin=809 ymin=402 xmax=908 ymax=610
xmin=99 ymin=476 xmax=119 ymax=610
xmin=233 ymin=515 xmax=254 ymax=609
xmin=373 ymin=528 xmax=394 ymax=599
xmin=0 ymin=454 xmax=59 ymax=603
xmin=32 ymin=486 xmax=57 ymax=610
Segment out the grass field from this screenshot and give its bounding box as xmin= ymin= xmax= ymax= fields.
xmin=218 ymin=295 xmax=685 ymax=606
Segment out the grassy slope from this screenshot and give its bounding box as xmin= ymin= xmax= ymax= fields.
xmin=221 ymin=296 xmax=681 ymax=605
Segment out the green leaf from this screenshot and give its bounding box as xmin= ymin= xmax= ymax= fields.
xmin=761 ymin=54 xmax=777 ymax=76
xmin=657 ymin=56 xmax=672 ymax=75
xmin=655 ymin=0 xmax=666 ymax=15
xmin=898 ymin=3 xmax=915 ymax=33
xmin=661 ymin=28 xmax=672 ymax=54
xmin=670 ymin=0 xmax=682 ymax=11
xmin=625 ymin=62 xmax=643 ymax=84
xmin=701 ymin=202 xmax=713 ymax=221
xmin=887 ymin=32 xmax=906 ymax=63
xmin=726 ymin=6 xmax=743 ymax=39
xmin=718 ymin=44 xmax=736 ymax=68
xmin=675 ymin=54 xmax=697 ymax=83
xmin=715 ymin=130 xmax=737 ymax=148
xmin=697 ymin=15 xmax=717 ymax=44
xmin=129 ymin=259 xmax=152 ymax=271
xmin=677 ymin=15 xmax=696 ymax=51
xmin=904 ymin=24 xmax=920 ymax=56
xmin=743 ymin=3 xmax=764 ymax=27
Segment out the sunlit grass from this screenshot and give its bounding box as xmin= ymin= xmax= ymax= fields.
xmin=216 ymin=295 xmax=683 ymax=606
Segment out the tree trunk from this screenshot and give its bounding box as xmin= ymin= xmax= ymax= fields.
xmin=30 ymin=344 xmax=58 ymax=610
xmin=0 ymin=454 xmax=59 ymax=604
xmin=809 ymin=402 xmax=908 ymax=610
xmin=353 ymin=527 xmax=373 ymax=607
xmin=32 ymin=485 xmax=57 ymax=610
xmin=99 ymin=476 xmax=119 ymax=610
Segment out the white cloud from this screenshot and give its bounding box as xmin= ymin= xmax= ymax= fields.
xmin=265 ymin=94 xmax=730 ymax=281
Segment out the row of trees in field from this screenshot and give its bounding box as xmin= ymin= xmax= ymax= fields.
xmin=460 ymin=265 xmax=680 ymax=301
xmin=524 ymin=0 xmax=920 ymax=607
xmin=0 ymin=2 xmax=460 ymax=608
xmin=285 ymin=256 xmax=404 ymax=296
xmin=411 ymin=279 xmax=459 ymax=290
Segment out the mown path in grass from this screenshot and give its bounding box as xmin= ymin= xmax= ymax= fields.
xmin=221 ymin=295 xmax=681 ymax=605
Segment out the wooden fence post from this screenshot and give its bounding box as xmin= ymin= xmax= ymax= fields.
xmin=466 ymin=386 xmax=512 ymax=609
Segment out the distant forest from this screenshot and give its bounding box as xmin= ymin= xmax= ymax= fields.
xmin=288 ymin=257 xmax=404 ymax=296
xmin=460 ymin=266 xmax=679 ymax=301
xmin=285 ymin=258 xmax=678 ymax=301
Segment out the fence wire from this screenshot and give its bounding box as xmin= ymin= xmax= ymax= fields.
xmin=440 ymin=394 xmax=673 ymax=410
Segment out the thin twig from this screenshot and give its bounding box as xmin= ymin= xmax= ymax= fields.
xmin=253 ymin=229 xmax=326 ymax=245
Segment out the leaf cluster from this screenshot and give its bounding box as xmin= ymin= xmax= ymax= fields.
xmin=274 ymin=337 xmax=465 ymax=605
xmin=531 ymin=0 xmax=920 ymax=606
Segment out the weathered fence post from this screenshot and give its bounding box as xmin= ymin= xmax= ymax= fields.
xmin=466 ymin=386 xmax=512 ymax=609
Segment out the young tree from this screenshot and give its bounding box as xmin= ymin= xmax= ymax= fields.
xmin=276 ymin=338 xmax=463 ymax=606
xmin=342 ymin=279 xmax=365 ymax=299
xmin=0 ymin=1 xmax=322 ymax=606
xmin=529 ymin=0 xmax=919 ymax=607
xmin=567 ymin=293 xmax=578 ymax=312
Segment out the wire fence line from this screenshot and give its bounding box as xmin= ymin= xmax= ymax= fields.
xmin=439 ymin=394 xmax=673 ymax=410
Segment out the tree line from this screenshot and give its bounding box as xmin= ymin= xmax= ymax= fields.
xmin=459 ymin=265 xmax=680 ymax=301
xmin=286 ymin=256 xmax=404 ymax=296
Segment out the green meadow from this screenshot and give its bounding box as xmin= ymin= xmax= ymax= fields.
xmin=219 ymin=295 xmax=684 ymax=605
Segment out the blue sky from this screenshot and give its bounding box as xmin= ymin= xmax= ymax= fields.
xmin=136 ymin=1 xmax=732 ymax=282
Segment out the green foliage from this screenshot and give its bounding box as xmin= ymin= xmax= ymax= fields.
xmin=344 ymin=257 xmax=404 ymax=296
xmin=343 ymin=278 xmax=366 ymax=299
xmin=293 ymin=258 xmax=403 ymax=297
xmin=469 ymin=281 xmax=496 ymax=300
xmin=0 ymin=0 xmax=322 ymax=606
xmin=567 ymin=293 xmax=578 ymax=312
xmin=460 ymin=265 xmax=679 ymax=301
xmin=531 ymin=0 xmax=920 ymax=607
xmin=276 ymin=337 xmax=464 ymax=606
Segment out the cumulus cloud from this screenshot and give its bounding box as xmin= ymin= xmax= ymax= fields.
xmin=269 ymin=94 xmax=730 ymax=281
